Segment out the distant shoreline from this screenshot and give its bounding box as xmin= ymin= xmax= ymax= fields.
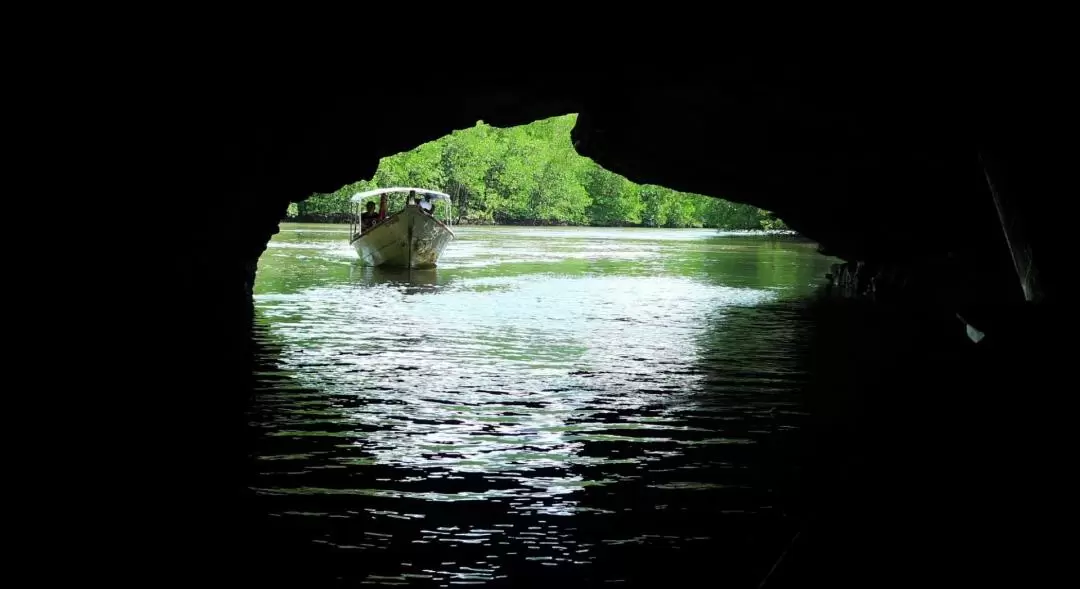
xmin=281 ymin=217 xmax=797 ymax=235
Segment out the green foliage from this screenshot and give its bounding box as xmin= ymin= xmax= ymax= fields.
xmin=757 ymin=209 xmax=789 ymax=231
xmin=587 ymin=167 xmax=642 ymax=226
xmin=289 ymin=114 xmax=784 ymax=229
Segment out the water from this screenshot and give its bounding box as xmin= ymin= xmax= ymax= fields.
xmin=250 ymin=225 xmax=834 ymax=586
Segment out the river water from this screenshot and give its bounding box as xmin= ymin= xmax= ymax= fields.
xmin=250 ymin=225 xmax=835 ymax=586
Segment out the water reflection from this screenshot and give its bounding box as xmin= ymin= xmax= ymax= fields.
xmin=348 ymin=266 xmax=448 ymax=291
xmin=250 ymin=225 xmax=833 ymax=585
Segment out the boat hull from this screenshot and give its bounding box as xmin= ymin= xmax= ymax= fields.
xmin=351 ymin=207 xmax=454 ymax=268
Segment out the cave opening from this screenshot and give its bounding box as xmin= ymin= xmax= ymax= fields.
xmin=276 ymin=114 xmax=784 ymax=231
xmin=242 ymin=112 xmax=1005 ymax=585
xmin=245 ymin=111 xmax=856 ymax=586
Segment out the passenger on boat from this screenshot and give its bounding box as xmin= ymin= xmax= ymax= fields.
xmin=360 ymin=201 xmax=380 ymax=230
xmin=406 ymin=190 xmax=417 ymax=207
xmin=418 ymin=194 xmax=434 ymax=215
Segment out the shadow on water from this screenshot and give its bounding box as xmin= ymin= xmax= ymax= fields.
xmin=244 ymin=298 xmax=830 ymax=587
xmin=250 ymin=302 xmax=1063 ymax=586
xmin=348 ymin=265 xmax=448 ymax=294
xmin=560 ymin=302 xmax=817 ymax=587
xmin=247 ymin=300 xmax=1055 ymax=586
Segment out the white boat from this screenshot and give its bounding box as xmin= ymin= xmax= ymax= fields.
xmin=348 ymin=187 xmax=455 ymax=268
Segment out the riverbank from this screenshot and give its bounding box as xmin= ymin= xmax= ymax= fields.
xmin=282 ymin=215 xmax=801 ymax=235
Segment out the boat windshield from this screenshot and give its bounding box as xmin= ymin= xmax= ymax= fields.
xmin=349 ymin=187 xmax=454 ymax=240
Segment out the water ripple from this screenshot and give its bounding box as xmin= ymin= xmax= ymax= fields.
xmin=249 ymin=226 xmax=833 ymax=585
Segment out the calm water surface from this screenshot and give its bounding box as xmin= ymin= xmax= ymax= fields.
xmin=251 ymin=225 xmax=834 ymax=586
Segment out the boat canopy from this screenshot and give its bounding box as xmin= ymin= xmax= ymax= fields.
xmin=350 ymin=187 xmax=451 ymax=202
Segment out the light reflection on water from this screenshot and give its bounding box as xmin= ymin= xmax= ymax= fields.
xmin=250 ymin=225 xmax=832 ymax=585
